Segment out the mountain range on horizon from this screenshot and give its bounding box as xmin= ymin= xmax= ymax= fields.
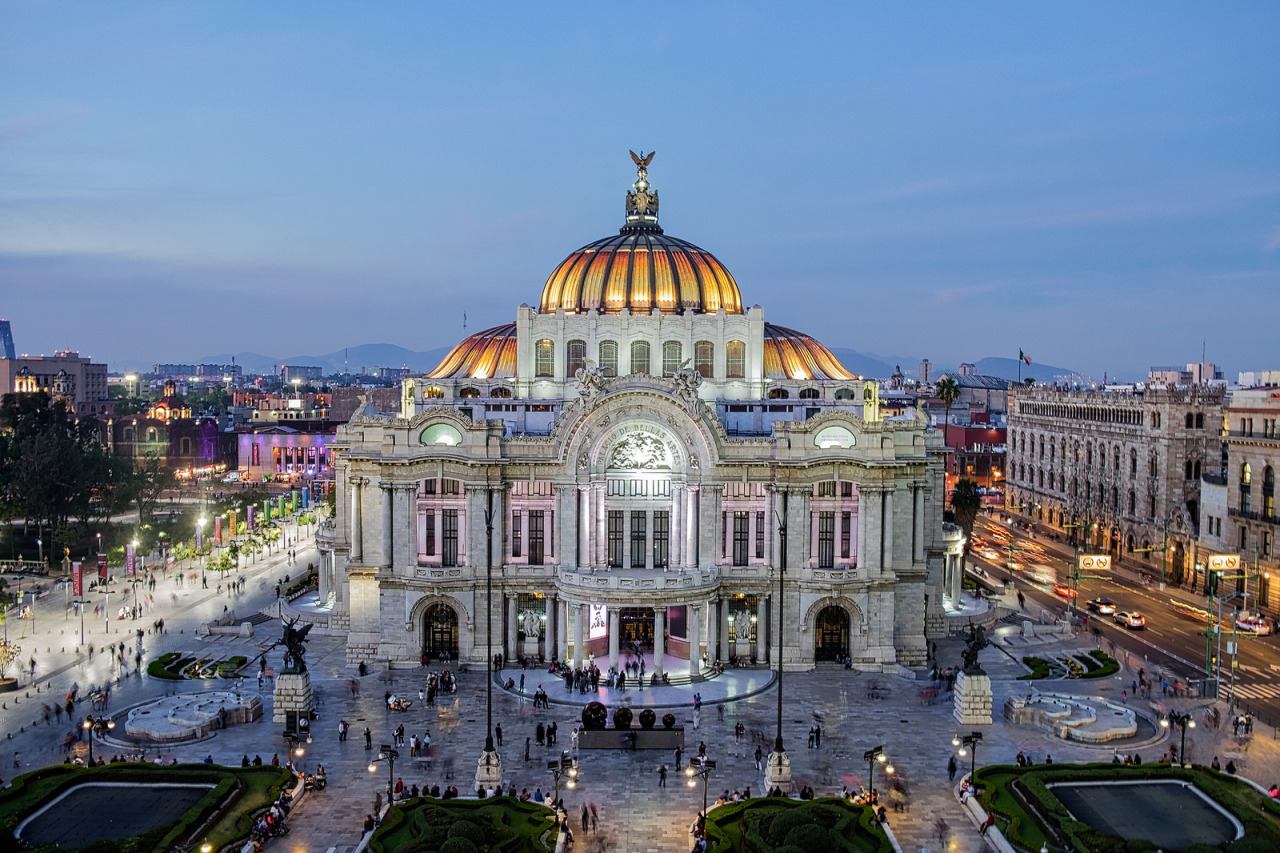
xmin=110 ymin=342 xmax=1129 ymax=384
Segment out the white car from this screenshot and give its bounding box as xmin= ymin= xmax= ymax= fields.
xmin=1235 ymin=614 xmax=1274 ymax=636
xmin=1114 ymin=611 xmax=1146 ymax=630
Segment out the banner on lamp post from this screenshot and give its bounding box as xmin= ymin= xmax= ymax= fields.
xmin=247 ymin=505 xmax=255 ymax=531
xmin=229 ymin=511 xmax=238 ymax=538
xmin=125 ymin=542 xmax=136 ymax=576
xmin=97 ymin=553 xmax=108 ymax=581
xmin=291 ymin=491 xmax=298 ymax=513
xmin=214 ymin=516 xmax=223 ymax=545
xmin=72 ymin=561 xmax=83 ymax=597
xmin=301 ymin=487 xmax=310 ymax=509
xmin=195 ymin=526 xmax=203 ymax=552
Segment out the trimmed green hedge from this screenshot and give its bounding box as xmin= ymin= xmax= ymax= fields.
xmin=0 ymin=762 xmax=291 ymax=853
xmin=974 ymin=762 xmax=1280 ymax=853
xmin=370 ymin=797 xmax=557 ymax=853
xmin=147 ymin=651 xmax=183 ymax=679
xmin=1087 ymin=649 xmax=1120 ymax=678
xmin=703 ymin=797 xmax=892 ymax=853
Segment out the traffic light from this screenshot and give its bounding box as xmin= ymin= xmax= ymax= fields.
xmin=1207 ymin=570 xmax=1219 ymax=597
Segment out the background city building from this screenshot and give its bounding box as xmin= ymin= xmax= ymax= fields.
xmin=0 ymin=350 xmax=113 ymax=418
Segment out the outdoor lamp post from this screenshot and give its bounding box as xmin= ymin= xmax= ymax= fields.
xmin=764 ymin=490 xmax=790 ymax=793
xmin=37 ymin=537 xmax=42 ymax=568
xmin=956 ymin=731 xmax=983 ymax=781
xmin=1161 ymin=713 xmax=1195 ymax=766
xmin=548 ymin=755 xmax=578 ymax=804
xmin=368 ymin=745 xmax=399 ymax=804
xmin=686 ymin=759 xmax=715 ymax=821
xmin=82 ymin=715 xmax=114 ymax=765
xmin=863 ymin=746 xmax=890 ymax=793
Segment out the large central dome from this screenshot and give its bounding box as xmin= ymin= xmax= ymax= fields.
xmin=539 ymin=153 xmax=744 ymax=316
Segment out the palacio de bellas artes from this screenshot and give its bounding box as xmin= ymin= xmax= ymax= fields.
xmin=316 ymin=153 xmax=960 ymax=697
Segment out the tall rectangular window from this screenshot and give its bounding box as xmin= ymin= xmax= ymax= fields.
xmin=630 ymin=341 xmax=650 ymax=375
xmin=631 ymin=511 xmax=647 ymax=568
xmin=566 ymin=340 xmax=586 ymax=377
xmin=841 ymin=511 xmax=851 ymax=559
xmin=733 ymin=511 xmax=750 ymax=567
xmin=598 ymin=341 xmax=618 ymax=377
xmin=755 ymin=511 xmax=765 ymax=559
xmin=424 ymin=510 xmax=435 ymax=557
xmin=535 ymin=339 xmax=554 ymax=377
xmin=726 ymin=340 xmax=746 ymax=379
xmin=662 ymin=341 xmax=682 ymax=376
xmin=511 ymin=510 xmax=522 ymax=558
xmin=694 ymin=341 xmax=714 ymax=378
xmin=442 ymin=509 xmax=459 ymax=567
xmin=818 ymin=511 xmax=835 ymax=568
xmin=608 ymin=511 xmax=625 ymax=568
xmin=653 ymin=511 xmax=670 ymax=568
xmin=528 ymin=510 xmax=545 ymax=566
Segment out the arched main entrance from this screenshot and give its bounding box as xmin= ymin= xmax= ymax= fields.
xmin=422 ymin=603 xmax=458 ymax=659
xmin=815 ymin=606 xmax=849 ymax=662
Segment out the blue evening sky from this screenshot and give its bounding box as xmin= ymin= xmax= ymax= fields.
xmin=2 ymin=2 xmax=1277 ymax=379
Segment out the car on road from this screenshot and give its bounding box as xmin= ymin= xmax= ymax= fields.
xmin=1087 ymin=598 xmax=1117 ymax=615
xmin=1235 ymin=613 xmax=1274 ymax=636
xmin=1114 ymin=611 xmax=1146 ymax=630
xmin=1053 ymin=583 xmax=1077 ymax=599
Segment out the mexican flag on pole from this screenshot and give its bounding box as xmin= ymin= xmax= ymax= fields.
xmin=1019 ymin=349 xmax=1032 ymax=365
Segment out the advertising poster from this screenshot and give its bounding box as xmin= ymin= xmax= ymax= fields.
xmin=72 ymin=561 xmax=83 ymax=597
xmin=247 ymin=505 xmax=255 ymax=531
xmin=229 ymin=511 xmax=238 ymax=538
xmin=195 ymin=526 xmax=202 ymax=552
xmin=214 ymin=516 xmax=223 ymax=545
xmin=125 ymin=542 xmax=136 ymax=576
xmin=97 ymin=553 xmax=108 ymax=580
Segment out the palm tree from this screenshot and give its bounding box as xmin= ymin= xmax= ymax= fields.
xmin=935 ymin=376 xmax=960 ymax=430
xmin=951 ymin=478 xmax=982 ymax=571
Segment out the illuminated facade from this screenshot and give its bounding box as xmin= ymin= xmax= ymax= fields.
xmin=319 ymin=156 xmax=950 ymax=673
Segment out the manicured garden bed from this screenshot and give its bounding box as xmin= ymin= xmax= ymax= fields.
xmin=1019 ymin=650 xmax=1118 ymax=681
xmin=147 ymin=652 xmax=247 ymax=680
xmin=370 ymin=797 xmax=558 ymax=853
xmin=974 ymin=762 xmax=1280 ymax=853
xmin=0 ymin=762 xmax=291 ymax=853
xmin=703 ymin=797 xmax=892 ymax=853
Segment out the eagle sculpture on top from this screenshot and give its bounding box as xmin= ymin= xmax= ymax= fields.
xmin=630 ymin=150 xmax=655 ymax=168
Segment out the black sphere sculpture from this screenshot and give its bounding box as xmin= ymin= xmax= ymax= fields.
xmin=581 ymin=701 xmax=608 ymax=730
xmin=638 ymin=709 xmax=657 ymax=730
xmin=612 ymin=707 xmax=633 ymax=730
xmin=662 ymin=712 xmax=676 ymax=729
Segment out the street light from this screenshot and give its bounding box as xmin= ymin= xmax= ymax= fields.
xmin=82 ymin=715 xmax=115 ymax=765
xmin=764 ymin=491 xmax=790 ymax=793
xmin=954 ymin=731 xmax=983 ymax=782
xmin=475 ymin=481 xmax=502 ymax=790
xmin=686 ymin=758 xmax=716 ymax=824
xmin=863 ymin=746 xmax=891 ymax=793
xmin=547 ymin=754 xmax=579 ymax=804
xmin=368 ymin=744 xmax=399 ymax=805
xmin=1161 ymin=712 xmax=1195 ymax=766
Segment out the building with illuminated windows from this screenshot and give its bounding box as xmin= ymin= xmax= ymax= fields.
xmin=317 ymin=156 xmax=951 ymax=674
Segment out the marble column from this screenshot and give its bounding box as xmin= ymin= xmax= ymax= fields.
xmin=684 ymin=486 xmax=698 ymax=569
xmin=608 ymin=609 xmax=620 ymax=673
xmin=578 ymin=486 xmax=591 ymax=568
xmin=380 ymin=482 xmax=394 ymax=569
xmin=572 ymin=603 xmax=584 ymax=669
xmin=687 ymin=603 xmax=701 ymax=670
xmin=719 ymin=600 xmax=730 ymax=662
xmin=546 ymin=595 xmax=558 ymax=661
xmin=864 ymin=488 xmax=882 ymax=575
xmin=756 ymin=594 xmax=770 ymax=664
xmin=558 ymin=599 xmax=569 ymax=663
xmin=913 ymin=485 xmax=925 ymax=564
xmin=653 ymin=606 xmax=666 ymax=677
xmin=317 ymin=549 xmax=330 ymax=599
xmin=350 ymin=478 xmax=364 ymax=563
xmin=882 ymin=486 xmax=894 ymax=573
xmin=506 ymin=594 xmax=518 ymax=661
xmin=671 ymin=484 xmax=684 ymax=568
xmin=705 ymin=599 xmax=718 ymax=665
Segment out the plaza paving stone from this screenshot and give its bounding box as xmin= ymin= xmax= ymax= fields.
xmin=5 ymin=536 xmax=1280 ymax=853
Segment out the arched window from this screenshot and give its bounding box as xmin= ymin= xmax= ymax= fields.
xmin=834 ymin=387 xmax=855 ymax=400
xmin=694 ymin=341 xmax=714 ymax=378
xmin=725 ymin=340 xmax=746 ymax=379
xmin=490 ymin=386 xmax=511 ymax=398
xmin=146 ymin=428 xmax=158 ymax=442
xmin=662 ymin=341 xmax=682 ymax=376
xmin=768 ymin=388 xmax=790 ymax=399
xmin=1196 ymin=413 xmax=1205 ymax=429
xmin=459 ymin=387 xmax=481 ymax=398
xmin=424 ymin=386 xmax=444 ymax=399
xmin=1185 ymin=460 xmax=1194 ymax=480
xmin=1149 ymin=453 xmax=1158 ymax=478
xmin=1128 ymin=490 xmax=1136 ymax=514
xmin=799 ymin=388 xmax=820 ymax=399
xmin=180 ymin=437 xmax=191 ymax=455
xmin=535 ymin=339 xmax=554 ymax=378
xmin=1264 ymin=466 xmax=1276 ymax=518
xmin=1113 ymin=448 xmax=1120 ymax=470
xmin=124 ymin=427 xmax=134 ymax=441
xmin=566 ymin=339 xmax=586 ymax=376
xmin=1185 ymin=412 xmax=1195 ymax=429
xmin=1240 ymin=462 xmax=1253 ymax=513
xmin=598 ymin=341 xmax=618 ymax=377
xmin=630 ymin=341 xmax=651 ymax=375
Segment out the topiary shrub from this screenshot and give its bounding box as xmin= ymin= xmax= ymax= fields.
xmin=447 ymin=820 xmax=486 ymax=846
xmin=438 ymin=837 xmax=479 ymax=853
xmin=784 ymin=823 xmax=834 ymax=849
xmin=765 ymin=809 xmax=815 ymax=846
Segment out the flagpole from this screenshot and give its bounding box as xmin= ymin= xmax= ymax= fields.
xmin=1018 ymin=350 xmax=1022 ymax=384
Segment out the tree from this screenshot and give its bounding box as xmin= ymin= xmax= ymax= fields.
xmin=951 ymin=478 xmax=982 ymax=571
xmin=935 ymin=377 xmax=960 ymax=430
xmin=132 ymin=452 xmax=177 ymax=523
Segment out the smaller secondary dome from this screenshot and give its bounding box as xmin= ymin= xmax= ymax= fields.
xmin=427 ymin=323 xmax=517 ymax=380
xmin=763 ymin=324 xmax=856 ymax=381
xmin=540 ymin=153 xmax=744 ymax=316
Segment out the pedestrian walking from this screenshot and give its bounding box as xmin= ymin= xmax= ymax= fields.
xmin=581 ymin=803 xmax=589 ymax=833
xmin=525 ymin=737 xmax=531 ymax=762
xmin=808 ymin=727 xmax=816 ymax=748
xmin=495 ymin=723 xmax=503 ymax=746
xmin=814 ymin=724 xmax=822 ymax=747
xmin=947 ymin=755 xmax=957 ymax=782
xmin=754 ymin=745 xmax=763 ymax=771
xmin=364 ymin=727 xmax=373 ymax=749
xmin=658 ymin=764 xmax=667 ymax=787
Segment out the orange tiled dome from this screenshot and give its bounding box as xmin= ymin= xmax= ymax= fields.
xmin=426 ymin=323 xmax=517 ymax=380
xmin=763 ymin=324 xmax=856 ymax=381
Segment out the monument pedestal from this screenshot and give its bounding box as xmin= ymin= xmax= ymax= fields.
xmin=953 ymin=669 xmax=993 ymax=725
xmin=475 ymin=746 xmax=505 ymax=792
xmin=762 ymin=748 xmax=793 ymax=795
xmin=273 ymin=671 xmax=314 ymax=727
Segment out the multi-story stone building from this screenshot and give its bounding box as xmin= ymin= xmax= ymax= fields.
xmin=316 ymin=156 xmax=953 ymax=674
xmin=1006 ymin=384 xmax=1224 ymax=584
xmin=0 ymin=350 xmax=113 ymax=418
xmin=1199 ymin=387 xmax=1280 ymax=612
